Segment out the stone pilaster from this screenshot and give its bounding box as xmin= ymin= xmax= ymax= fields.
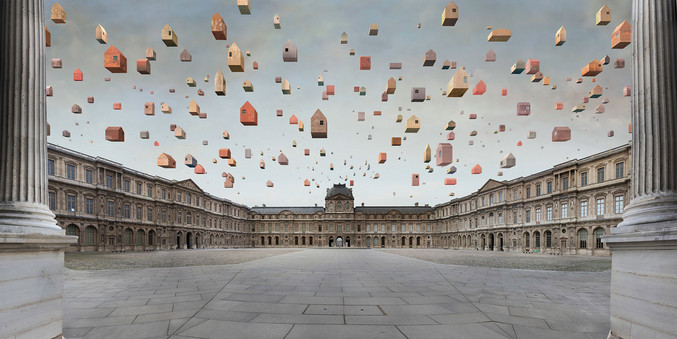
xmin=0 ymin=0 xmax=75 ymax=338
xmin=604 ymin=0 xmax=677 ymax=338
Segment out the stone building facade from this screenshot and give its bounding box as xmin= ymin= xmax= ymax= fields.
xmin=49 ymin=142 xmax=630 ymax=255
xmin=47 ymin=144 xmax=249 ymax=252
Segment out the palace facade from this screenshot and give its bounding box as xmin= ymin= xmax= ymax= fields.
xmin=49 ymin=142 xmax=630 ymax=255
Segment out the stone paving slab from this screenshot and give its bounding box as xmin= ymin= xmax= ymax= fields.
xmin=63 ymin=249 xmax=611 ymax=338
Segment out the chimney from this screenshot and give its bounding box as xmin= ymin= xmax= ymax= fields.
xmin=314 ymin=203 xmax=317 ymax=207
xmin=425 ymin=204 xmax=429 ymax=207
xmin=361 ymin=202 xmax=364 ymax=207
xmin=262 ymin=203 xmax=266 ymax=207
xmin=415 ymin=202 xmax=419 ymax=206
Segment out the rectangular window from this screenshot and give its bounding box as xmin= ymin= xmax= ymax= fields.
xmin=513 ymin=211 xmax=517 ymax=223
xmin=546 ymin=182 xmax=552 ymax=194
xmin=597 ymin=167 xmax=605 ymax=183
xmin=85 ymin=169 xmax=93 ymax=184
xmin=535 ymin=208 xmax=541 ymax=222
xmin=66 ymin=164 xmax=75 ymax=180
xmin=136 ymin=206 xmax=142 ymax=220
xmin=498 ymin=213 xmax=503 ymax=224
xmin=48 ymin=159 xmax=55 ymax=175
xmin=162 ymin=210 xmax=166 ymax=222
xmin=85 ymin=198 xmax=94 ymax=215
xmin=581 ymin=200 xmax=588 ymax=217
xmin=536 ymin=184 xmax=541 ymax=196
xmin=546 ymin=206 xmax=552 ymax=221
xmin=162 ymin=189 xmax=166 ymax=200
xmin=615 ymin=195 xmax=624 ymax=214
xmin=526 ymin=187 xmax=531 ymax=199
xmin=123 ymin=179 xmax=130 ymax=192
xmin=596 ymin=198 xmax=605 ymax=215
xmin=525 ymin=210 xmax=531 ymax=223
xmin=67 ymin=194 xmax=76 ymax=212
xmin=513 ymin=190 xmax=517 ymax=200
xmin=391 ymin=225 xmax=396 ymax=232
xmin=616 ymin=162 xmax=624 ymax=179
xmin=366 ymin=225 xmax=370 ymax=232
xmin=147 ymin=186 xmax=153 ymax=197
xmin=48 ymin=192 xmax=56 ymax=210
xmin=561 ymin=203 xmax=568 ymax=218
xmin=177 ymin=192 xmax=181 ymax=202
xmin=107 ymin=201 xmax=114 ymax=217
xmin=124 ymin=204 xmax=130 ymax=219
xmin=562 ymin=177 xmax=569 ymax=190
xmin=136 ymin=183 xmax=142 ymax=194
xmin=147 ymin=208 xmax=153 ymax=221
xmin=498 ymin=192 xmax=503 ymax=202
xmin=177 ymin=211 xmax=182 ymax=223
xmin=105 ymin=175 xmax=113 ymax=188
xmin=581 ymin=172 xmax=588 ymax=186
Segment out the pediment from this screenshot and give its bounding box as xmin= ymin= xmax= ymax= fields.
xmin=478 ymin=179 xmax=504 ymax=193
xmin=177 ymin=179 xmax=203 ymax=193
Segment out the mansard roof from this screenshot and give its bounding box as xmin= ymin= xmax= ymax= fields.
xmin=326 ymin=183 xmax=354 ymax=200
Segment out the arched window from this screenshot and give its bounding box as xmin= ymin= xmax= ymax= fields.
xmin=579 ymin=229 xmax=588 ymax=248
xmin=545 ymin=230 xmax=552 ymax=248
xmin=124 ymin=228 xmax=133 ymax=245
xmin=534 ymin=231 xmax=541 ymax=248
xmin=85 ymin=226 xmax=96 ymax=245
xmin=136 ymin=229 xmax=145 ymax=245
xmin=328 ymin=202 xmax=334 ymax=211
xmin=595 ymin=228 xmax=604 ymax=248
xmin=66 ymin=224 xmax=78 ymax=237
xmin=337 ymin=202 xmax=342 ymax=211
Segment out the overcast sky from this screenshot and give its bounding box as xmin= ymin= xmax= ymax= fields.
xmin=45 ymin=0 xmax=632 ymax=207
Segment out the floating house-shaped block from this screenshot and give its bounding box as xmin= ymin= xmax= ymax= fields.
xmin=552 ymin=127 xmax=571 ymax=142
xmin=228 ymin=43 xmax=245 ymax=72
xmin=471 ymin=164 xmax=482 ymax=174
xmin=392 ymin=137 xmax=402 ymax=146
xmin=282 ymin=40 xmax=298 ymax=62
xmin=211 ymin=13 xmax=227 ymax=40
xmin=369 ymin=23 xmax=379 ymax=35
xmin=73 ymin=68 xmax=83 ymax=81
xmin=444 ymin=178 xmax=457 ymax=185
xmin=161 ymin=103 xmax=172 ymax=114
xmin=423 ymin=49 xmax=436 ymax=66
xmin=161 ymin=24 xmax=178 ymax=47
xmin=386 ymin=78 xmax=396 ymax=94
xmin=436 ymin=143 xmax=453 ymax=166
xmin=282 ymin=80 xmax=291 ymax=94
xmin=214 ymin=69 xmax=226 ymax=95
xmin=531 ymin=72 xmax=543 ymax=82
xmin=189 ymin=100 xmax=200 ymax=116
xmin=405 ymin=115 xmax=420 ymax=133
xmin=614 ymin=59 xmax=625 ymax=68
xmin=411 ymin=87 xmax=425 ymax=102
xmin=237 ymin=0 xmax=251 ymax=15
xmin=360 ymin=56 xmax=371 ymax=70
xmin=145 ymin=47 xmax=156 ymax=60
xmin=472 ymin=80 xmax=486 ymax=95
xmin=611 ymin=20 xmax=631 ymax=49
xmin=340 ymin=32 xmax=348 ymax=44
xmin=218 ymin=148 xmax=231 ymax=159
xmin=242 ymin=80 xmax=253 ymax=92
xmin=525 ymin=59 xmax=539 ymax=74
xmin=180 ymin=49 xmax=192 ymax=62
xmin=517 ymin=102 xmax=531 ymax=116
xmin=442 ymin=1 xmax=458 ymax=26
xmin=137 ymin=59 xmax=151 ymax=74
xmin=447 ymin=67 xmax=469 ymax=97
xmin=184 ymin=154 xmax=198 ymax=167
xmin=488 ymin=28 xmax=511 ymax=42
xmin=485 ymin=49 xmax=496 ymax=62
xmin=104 ymin=46 xmax=127 ymax=73
xmin=105 ymin=127 xmax=124 ymax=142
xmin=51 ymin=58 xmax=62 ymax=68
xmin=412 ymin=173 xmax=420 ymax=186
xmin=378 ymin=152 xmax=387 ymax=164
xmin=273 ymin=14 xmax=281 ymax=29
xmin=144 ymin=102 xmax=155 ymax=115
xmin=595 ymin=104 xmax=605 ymax=114
xmin=45 ymin=28 xmax=51 ymax=47
xmin=511 ymin=59 xmax=525 ymax=74
xmin=278 ymin=153 xmax=288 ymax=165
xmin=311 ymin=109 xmax=328 ymax=138
xmin=424 ymin=144 xmax=431 ymax=163
xmin=157 ymin=153 xmax=176 ymax=168
xmin=240 ymin=101 xmax=258 ymax=126
xmin=390 ymin=63 xmax=402 ymax=69
xmin=589 ymin=85 xmax=603 ymax=98
xmin=623 ymin=86 xmax=631 ymax=96
xmin=527 ymin=131 xmax=537 ymax=139
xmin=174 ymin=126 xmax=186 ymax=139
xmin=582 ymin=59 xmax=603 ymax=76
xmin=572 ymin=103 xmax=586 ymax=112
xmin=71 ymin=104 xmax=82 ymax=114
xmin=51 ymin=3 xmax=66 ymax=23
xmin=596 ymin=5 xmax=611 ymax=25
xmin=96 ymin=24 xmax=107 ymax=44
xmin=555 ymin=26 xmax=566 ymax=46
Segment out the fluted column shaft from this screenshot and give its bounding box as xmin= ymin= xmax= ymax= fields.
xmin=0 ymin=0 xmax=60 ymax=233
xmin=616 ymin=0 xmax=677 ymax=231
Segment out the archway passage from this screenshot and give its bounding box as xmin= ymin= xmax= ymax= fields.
xmin=336 ymin=236 xmax=343 ymax=248
xmin=328 ymin=236 xmax=334 ymax=248
xmin=345 ymin=236 xmax=350 ymax=247
xmin=186 ymin=232 xmax=193 ymax=249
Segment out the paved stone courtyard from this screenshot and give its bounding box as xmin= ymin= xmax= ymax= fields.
xmin=63 ymin=249 xmax=610 ymax=338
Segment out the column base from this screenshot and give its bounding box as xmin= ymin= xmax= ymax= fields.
xmin=604 ymin=217 xmax=677 ymax=339
xmin=0 ymin=231 xmax=75 ymax=339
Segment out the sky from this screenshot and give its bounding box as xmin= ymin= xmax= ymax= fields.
xmin=45 ymin=0 xmax=632 ymax=207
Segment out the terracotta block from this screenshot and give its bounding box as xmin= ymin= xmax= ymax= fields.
xmin=471 ymin=164 xmax=482 ymax=174
xmin=113 ymin=102 xmax=121 ymax=110
xmin=219 ymin=148 xmax=231 ymax=159
xmin=105 ymin=126 xmax=124 ymax=142
xmin=360 ymin=56 xmax=371 ymax=70
xmin=412 ymin=173 xmax=420 ymax=186
xmin=104 ymin=46 xmax=127 ymax=73
xmin=157 ymin=153 xmax=176 ymax=168
xmin=552 ymin=126 xmax=571 ymax=142
xmin=392 ymin=137 xmax=402 ymax=146
xmin=137 ymin=59 xmax=151 ymax=74
xmin=378 ymin=152 xmax=387 ymax=164
xmin=444 ymin=178 xmax=457 ymax=185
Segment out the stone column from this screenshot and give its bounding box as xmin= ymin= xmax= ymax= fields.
xmin=604 ymin=0 xmax=677 ymax=338
xmin=0 ymin=0 xmax=75 ymax=338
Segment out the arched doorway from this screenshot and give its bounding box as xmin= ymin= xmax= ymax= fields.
xmin=186 ymin=232 xmax=193 ymax=249
xmin=408 ymin=237 xmax=413 ymax=248
xmin=497 ymin=233 xmax=504 ymax=251
xmin=489 ymin=233 xmax=494 ymax=251
xmin=176 ymin=232 xmax=183 ymax=249
xmin=148 ymin=230 xmax=155 ymax=248
xmin=381 ymin=236 xmax=386 ymax=248
xmin=329 ymin=236 xmax=334 ymax=247
xmin=345 ymin=236 xmax=350 ymax=247
xmin=336 ymin=236 xmax=343 ymax=248
xmin=481 ymin=234 xmax=486 ymax=250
